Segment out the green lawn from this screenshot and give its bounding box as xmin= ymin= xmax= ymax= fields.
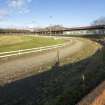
xmin=0 ymin=35 xmax=64 ymax=52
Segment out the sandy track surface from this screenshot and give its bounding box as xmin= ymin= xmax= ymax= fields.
xmin=0 ymin=38 xmax=84 ymax=85
xmin=77 ymin=81 xmax=105 ymax=105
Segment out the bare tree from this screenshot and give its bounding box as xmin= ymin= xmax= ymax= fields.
xmin=92 ymin=17 xmax=105 ymax=25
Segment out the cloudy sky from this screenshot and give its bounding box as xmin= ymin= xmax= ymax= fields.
xmin=0 ymin=0 xmax=105 ymax=28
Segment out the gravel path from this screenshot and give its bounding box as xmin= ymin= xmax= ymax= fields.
xmin=0 ymin=38 xmax=84 ymax=85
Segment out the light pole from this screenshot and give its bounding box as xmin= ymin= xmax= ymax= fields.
xmin=49 ymin=16 xmax=53 ymax=36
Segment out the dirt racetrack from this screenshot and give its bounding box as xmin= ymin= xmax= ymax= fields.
xmin=0 ymin=38 xmax=84 ymax=85
xmin=0 ymin=37 xmax=101 ymax=105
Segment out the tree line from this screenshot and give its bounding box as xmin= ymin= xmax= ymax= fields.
xmin=0 ymin=28 xmax=32 ymax=34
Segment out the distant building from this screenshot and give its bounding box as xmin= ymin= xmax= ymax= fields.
xmin=0 ymin=25 xmax=105 ymax=36
xmin=34 ymin=25 xmax=105 ymax=36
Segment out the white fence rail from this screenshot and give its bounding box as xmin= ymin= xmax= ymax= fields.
xmin=0 ymin=43 xmax=69 ymax=59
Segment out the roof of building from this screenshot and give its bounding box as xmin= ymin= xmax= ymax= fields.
xmin=65 ymin=25 xmax=105 ymax=31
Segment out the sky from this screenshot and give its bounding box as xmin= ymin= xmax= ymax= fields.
xmin=0 ymin=0 xmax=105 ymax=28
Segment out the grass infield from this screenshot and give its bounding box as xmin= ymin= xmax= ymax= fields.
xmin=0 ymin=35 xmax=65 ymax=52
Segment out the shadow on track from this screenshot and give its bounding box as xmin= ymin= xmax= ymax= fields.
xmin=0 ymin=38 xmax=105 ymax=105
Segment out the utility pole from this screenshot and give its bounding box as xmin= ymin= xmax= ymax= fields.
xmin=49 ymin=16 xmax=53 ymax=36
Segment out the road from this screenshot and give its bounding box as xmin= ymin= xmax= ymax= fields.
xmin=0 ymin=38 xmax=84 ymax=85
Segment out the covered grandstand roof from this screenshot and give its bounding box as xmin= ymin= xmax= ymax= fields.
xmin=34 ymin=25 xmax=105 ymax=32
xmin=65 ymin=25 xmax=105 ymax=31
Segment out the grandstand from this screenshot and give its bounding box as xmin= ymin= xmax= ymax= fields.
xmin=34 ymin=25 xmax=105 ymax=36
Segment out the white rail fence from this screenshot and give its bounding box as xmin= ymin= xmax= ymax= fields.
xmin=0 ymin=43 xmax=69 ymax=59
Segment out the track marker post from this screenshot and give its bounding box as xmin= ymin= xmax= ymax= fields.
xmin=19 ymin=50 xmax=21 ymax=56
xmin=56 ymin=48 xmax=60 ymax=67
xmin=82 ymin=73 xmax=86 ymax=94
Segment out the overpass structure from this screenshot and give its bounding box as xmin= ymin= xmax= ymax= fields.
xmin=34 ymin=25 xmax=105 ymax=36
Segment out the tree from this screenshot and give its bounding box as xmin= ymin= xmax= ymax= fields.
xmin=91 ymin=17 xmax=105 ymax=26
